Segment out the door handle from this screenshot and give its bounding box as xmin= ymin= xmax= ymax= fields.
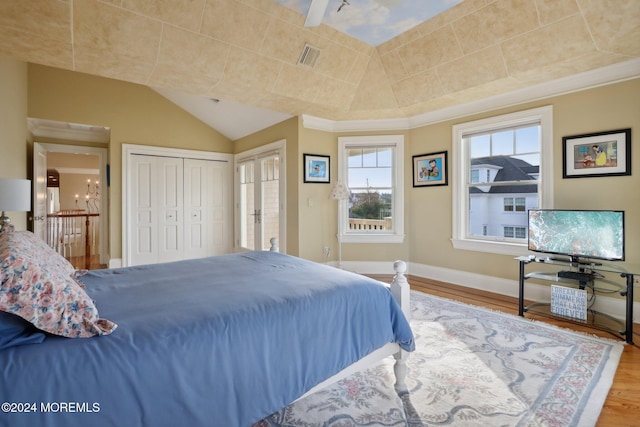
xmin=250 ymin=209 xmax=261 ymax=224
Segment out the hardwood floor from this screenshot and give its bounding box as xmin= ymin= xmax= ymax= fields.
xmin=369 ymin=274 xmax=640 ymax=427
xmin=67 ymin=254 xmax=107 ymax=270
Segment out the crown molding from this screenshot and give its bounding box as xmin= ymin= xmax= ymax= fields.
xmin=302 ymin=114 xmax=411 ymax=133
xmin=303 ymin=58 xmax=640 ymax=133
xmin=28 ymin=118 xmax=110 ymax=143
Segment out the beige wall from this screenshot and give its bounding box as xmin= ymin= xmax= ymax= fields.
xmin=27 ymin=64 xmax=233 ymax=261
xmin=0 ymin=56 xmax=28 ymax=230
xmin=296 ymin=125 xmax=338 ymax=262
xmin=57 ymin=174 xmax=99 ymax=211
xmin=407 ymin=78 xmax=640 ymax=282
xmin=47 ymin=152 xmax=100 ymax=211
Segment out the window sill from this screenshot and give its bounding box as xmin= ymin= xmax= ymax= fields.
xmin=341 ymin=233 xmax=405 ymax=244
xmin=451 ymin=238 xmax=531 ymax=256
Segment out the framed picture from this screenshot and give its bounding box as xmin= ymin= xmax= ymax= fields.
xmin=303 ymin=153 xmax=330 ymax=183
xmin=413 ymin=151 xmax=448 ymax=187
xmin=562 ymin=128 xmax=631 ymax=178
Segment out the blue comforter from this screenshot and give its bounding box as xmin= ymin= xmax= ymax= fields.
xmin=0 ymin=251 xmax=413 ymax=427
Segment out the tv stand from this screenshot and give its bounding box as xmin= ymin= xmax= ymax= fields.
xmin=557 ymin=270 xmax=594 ymax=289
xmin=516 ymin=256 xmax=637 ymax=344
xmin=567 ymin=255 xmax=602 ymax=267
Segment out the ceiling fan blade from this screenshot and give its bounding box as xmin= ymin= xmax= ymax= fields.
xmin=304 ymin=0 xmax=330 ymax=27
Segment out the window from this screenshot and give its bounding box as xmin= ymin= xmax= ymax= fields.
xmin=338 ymin=135 xmax=404 ymax=244
xmin=504 ymin=197 xmax=526 ymax=212
xmin=504 ymin=197 xmax=514 ymax=212
xmin=504 ymin=226 xmax=526 ymax=239
xmin=504 ymin=227 xmax=514 ymax=238
xmin=452 ymin=106 xmax=553 ymax=255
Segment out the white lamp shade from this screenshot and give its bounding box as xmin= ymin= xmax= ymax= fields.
xmin=0 ymin=178 xmax=32 ymax=212
xmin=329 ymin=181 xmax=350 ymax=200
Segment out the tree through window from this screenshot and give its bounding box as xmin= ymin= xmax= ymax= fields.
xmin=338 ymin=135 xmax=404 ymax=244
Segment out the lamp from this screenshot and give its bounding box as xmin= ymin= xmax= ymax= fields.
xmin=329 ymin=181 xmax=350 ymax=268
xmin=0 ymin=178 xmax=32 ymax=230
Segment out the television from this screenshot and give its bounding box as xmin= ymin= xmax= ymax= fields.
xmin=528 ymin=209 xmax=625 ymax=262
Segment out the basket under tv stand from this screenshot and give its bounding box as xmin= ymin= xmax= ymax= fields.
xmin=516 ymin=256 xmax=637 ymax=344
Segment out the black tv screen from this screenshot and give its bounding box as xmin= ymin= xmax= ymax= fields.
xmin=528 ymin=209 xmax=625 ymax=261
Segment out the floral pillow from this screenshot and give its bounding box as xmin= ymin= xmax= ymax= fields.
xmin=0 ymin=230 xmax=117 ymax=338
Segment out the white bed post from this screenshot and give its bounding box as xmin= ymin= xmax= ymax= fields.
xmin=269 ymin=237 xmax=279 ymax=252
xmin=390 ymin=260 xmax=410 ymax=392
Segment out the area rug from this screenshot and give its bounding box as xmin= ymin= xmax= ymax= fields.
xmin=255 ymin=290 xmax=623 ymax=427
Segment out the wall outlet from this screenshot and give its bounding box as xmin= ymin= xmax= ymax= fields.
xmin=323 ymin=246 xmax=330 ymax=256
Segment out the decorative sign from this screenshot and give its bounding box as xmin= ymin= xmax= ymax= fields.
xmin=551 ymin=285 xmax=587 ymax=321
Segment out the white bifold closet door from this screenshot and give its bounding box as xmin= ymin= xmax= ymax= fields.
xmin=184 ymin=158 xmax=227 ymax=260
xmin=130 ymin=155 xmax=226 ymax=266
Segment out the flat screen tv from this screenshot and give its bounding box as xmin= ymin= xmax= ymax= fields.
xmin=528 ymin=209 xmax=625 ymax=262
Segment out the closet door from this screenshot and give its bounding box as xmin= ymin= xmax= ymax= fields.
xmin=208 ymin=160 xmax=229 ymax=255
xmin=130 ymin=155 xmax=183 ymax=266
xmin=183 ymin=159 xmax=228 ymax=259
xmin=130 ymin=155 xmax=157 ymax=266
xmin=157 ymin=157 xmax=184 ymax=263
xmin=125 ymin=146 xmax=232 ymax=267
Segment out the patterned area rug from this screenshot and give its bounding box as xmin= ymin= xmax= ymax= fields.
xmin=255 ymin=291 xmax=623 ymax=427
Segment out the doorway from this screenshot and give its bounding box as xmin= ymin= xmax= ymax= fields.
xmin=32 ymin=142 xmax=109 ymax=269
xmin=235 ymin=140 xmax=286 ymax=252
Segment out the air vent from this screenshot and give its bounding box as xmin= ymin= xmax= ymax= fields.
xmin=298 ymin=43 xmax=321 ymax=68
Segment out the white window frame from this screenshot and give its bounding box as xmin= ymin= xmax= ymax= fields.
xmin=338 ymin=135 xmax=405 ymax=244
xmin=451 ymin=106 xmax=554 ymax=256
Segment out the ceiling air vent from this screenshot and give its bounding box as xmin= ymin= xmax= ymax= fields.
xmin=298 ymin=43 xmax=321 ymax=68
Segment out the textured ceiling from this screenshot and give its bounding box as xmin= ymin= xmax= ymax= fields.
xmin=1 ymin=0 xmax=639 ymax=131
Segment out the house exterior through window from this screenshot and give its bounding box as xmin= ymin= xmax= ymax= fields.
xmin=452 ymin=106 xmax=553 ymax=255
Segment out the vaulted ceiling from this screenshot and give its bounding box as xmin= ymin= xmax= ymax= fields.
xmin=1 ymin=0 xmax=639 ymax=134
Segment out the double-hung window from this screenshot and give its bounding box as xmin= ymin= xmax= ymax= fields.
xmin=338 ymin=135 xmax=404 ymax=244
xmin=452 ymin=106 xmax=553 ymax=255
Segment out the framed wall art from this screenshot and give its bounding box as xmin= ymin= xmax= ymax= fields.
xmin=303 ymin=153 xmax=330 ymax=183
xmin=562 ymin=128 xmax=631 ymax=178
xmin=412 ymin=151 xmax=448 ymax=187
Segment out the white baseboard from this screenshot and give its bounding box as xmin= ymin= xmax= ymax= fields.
xmin=342 ymin=260 xmax=639 ymax=326
xmin=108 ymin=258 xmax=122 ymax=269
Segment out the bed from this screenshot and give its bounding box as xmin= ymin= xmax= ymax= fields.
xmin=0 ymin=229 xmax=414 ymax=427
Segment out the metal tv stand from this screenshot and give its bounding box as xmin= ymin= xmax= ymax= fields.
xmin=516 ymin=256 xmax=638 ymax=344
